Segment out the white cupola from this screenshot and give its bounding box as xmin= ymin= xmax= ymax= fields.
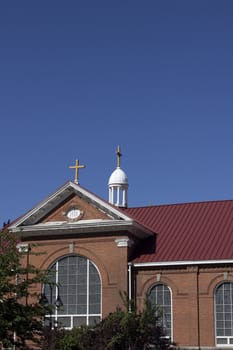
xmin=108 ymin=145 xmax=128 ymax=208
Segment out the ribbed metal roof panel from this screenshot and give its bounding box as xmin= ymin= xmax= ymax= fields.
xmin=125 ymin=200 xmax=233 ymax=263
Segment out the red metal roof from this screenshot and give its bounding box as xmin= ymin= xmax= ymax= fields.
xmin=125 ymin=200 xmax=233 ymax=263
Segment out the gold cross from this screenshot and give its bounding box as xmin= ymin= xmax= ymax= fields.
xmin=69 ymin=159 xmax=85 ymax=184
xmin=116 ymin=145 xmax=122 ymax=168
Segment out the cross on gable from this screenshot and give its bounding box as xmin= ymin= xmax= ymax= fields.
xmin=69 ymin=159 xmax=85 ymax=184
xmin=116 ymin=145 xmax=122 ymax=168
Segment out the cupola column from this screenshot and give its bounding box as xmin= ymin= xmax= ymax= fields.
xmin=122 ymin=187 xmax=127 ymax=207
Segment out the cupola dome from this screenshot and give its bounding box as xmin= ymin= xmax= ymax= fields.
xmin=108 ymin=167 xmax=128 ymax=186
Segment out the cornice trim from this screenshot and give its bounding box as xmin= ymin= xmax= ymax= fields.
xmin=132 ymin=259 xmax=233 ymax=267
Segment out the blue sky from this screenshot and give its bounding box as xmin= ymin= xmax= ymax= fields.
xmin=0 ymin=1 xmax=232 ymax=225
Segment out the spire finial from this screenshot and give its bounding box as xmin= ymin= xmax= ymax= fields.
xmin=116 ymin=145 xmax=122 ymax=168
xmin=69 ymin=159 xmax=85 ymax=184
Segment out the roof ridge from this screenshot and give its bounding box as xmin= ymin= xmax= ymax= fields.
xmin=127 ymin=198 xmax=233 ymax=210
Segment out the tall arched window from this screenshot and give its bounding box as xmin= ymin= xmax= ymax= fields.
xmin=215 ymin=282 xmax=233 ymax=346
xmin=42 ymin=254 xmax=101 ymax=329
xmin=148 ymin=283 xmax=172 ymax=339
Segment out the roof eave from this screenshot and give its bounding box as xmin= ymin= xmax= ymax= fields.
xmin=132 ymin=259 xmax=233 ymax=267
xmin=10 ymin=219 xmax=153 ymax=239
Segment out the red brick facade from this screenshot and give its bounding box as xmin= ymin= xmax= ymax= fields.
xmin=9 ymin=181 xmax=233 ymax=349
xmin=135 ymin=266 xmax=233 ymax=347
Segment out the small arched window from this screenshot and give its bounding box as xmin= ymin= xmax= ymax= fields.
xmin=42 ymin=254 xmax=101 ymax=329
xmin=148 ymin=283 xmax=172 ymax=338
xmin=215 ymin=282 xmax=233 ymax=346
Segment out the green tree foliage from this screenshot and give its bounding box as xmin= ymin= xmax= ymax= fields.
xmin=45 ymin=298 xmax=171 ymax=350
xmin=0 ymin=229 xmax=47 ymax=349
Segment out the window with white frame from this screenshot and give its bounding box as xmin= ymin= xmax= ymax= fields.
xmin=215 ymin=282 xmax=233 ymax=346
xmin=42 ymin=254 xmax=101 ymax=329
xmin=148 ymin=283 xmax=172 ymax=339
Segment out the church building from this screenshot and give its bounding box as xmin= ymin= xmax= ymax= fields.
xmin=9 ymin=147 xmax=233 ymax=349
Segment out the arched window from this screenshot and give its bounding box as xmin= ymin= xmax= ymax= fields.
xmin=215 ymin=282 xmax=233 ymax=346
xmin=42 ymin=254 xmax=101 ymax=329
xmin=148 ymin=283 xmax=172 ymax=339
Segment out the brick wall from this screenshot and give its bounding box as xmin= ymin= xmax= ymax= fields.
xmin=134 ymin=265 xmax=233 ymax=348
xmin=22 ymin=232 xmax=130 ymax=318
xmin=20 ymin=233 xmax=233 ymax=348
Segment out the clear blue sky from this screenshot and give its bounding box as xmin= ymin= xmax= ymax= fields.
xmin=0 ymin=1 xmax=232 ymax=225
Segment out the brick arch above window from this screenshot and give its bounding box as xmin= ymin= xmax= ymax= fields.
xmin=38 ymin=242 xmax=111 ymax=286
xmin=205 ymin=273 xmax=233 ymax=296
xmin=138 ymin=273 xmax=178 ymax=298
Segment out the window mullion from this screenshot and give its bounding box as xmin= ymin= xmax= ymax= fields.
xmin=46 ymin=255 xmax=101 ymax=329
xmin=87 ymin=259 xmax=90 ymax=325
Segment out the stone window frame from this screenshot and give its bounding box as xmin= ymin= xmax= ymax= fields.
xmin=147 ymin=283 xmax=173 ymax=340
xmin=42 ymin=254 xmax=102 ymax=329
xmin=214 ymin=281 xmax=233 ymax=346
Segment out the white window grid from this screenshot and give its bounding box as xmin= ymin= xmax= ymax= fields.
xmin=148 ymin=283 xmax=173 ymax=340
xmin=215 ymin=282 xmax=233 ymax=346
xmin=43 ymin=254 xmax=102 ymax=329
